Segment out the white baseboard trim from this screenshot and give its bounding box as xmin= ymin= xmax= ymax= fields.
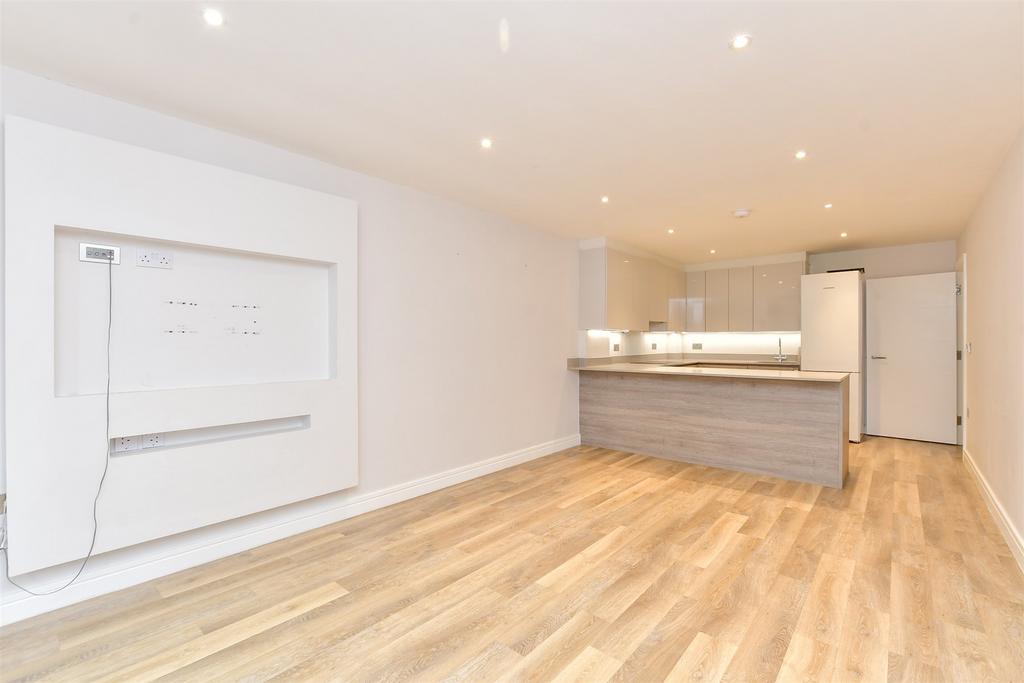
xmin=962 ymin=447 xmax=1024 ymax=574
xmin=0 ymin=433 xmax=581 ymax=626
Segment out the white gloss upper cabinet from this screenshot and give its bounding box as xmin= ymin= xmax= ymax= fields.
xmin=667 ymin=268 xmax=687 ymax=332
xmin=645 ymin=262 xmax=670 ymax=325
xmin=753 ymin=261 xmax=804 ymax=331
xmin=685 ymin=271 xmax=706 ymax=332
xmin=606 ymin=249 xmax=643 ymax=331
xmin=579 ymin=247 xmax=679 ymax=331
xmin=728 ymin=267 xmax=754 ymax=331
xmin=705 ymin=269 xmax=730 ymax=332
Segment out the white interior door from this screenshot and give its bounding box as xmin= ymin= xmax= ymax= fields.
xmin=866 ymin=273 xmax=957 ymax=443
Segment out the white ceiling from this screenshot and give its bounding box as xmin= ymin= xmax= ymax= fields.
xmin=3 ymin=2 xmax=1022 ymax=264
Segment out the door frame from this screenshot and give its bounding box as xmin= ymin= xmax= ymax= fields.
xmin=865 ymin=272 xmax=958 ymax=443
xmin=957 ymin=253 xmax=967 ymax=448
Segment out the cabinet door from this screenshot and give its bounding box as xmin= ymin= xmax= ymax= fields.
xmin=705 ymin=269 xmax=730 ymax=332
xmin=753 ymin=261 xmax=803 ymax=331
xmin=647 ymin=263 xmax=669 ymax=324
xmin=668 ymin=268 xmax=687 ymax=331
xmin=629 ymin=256 xmax=659 ymax=331
xmin=606 ymin=249 xmax=637 ymax=330
xmin=685 ymin=271 xmax=706 ymax=332
xmin=578 ymin=247 xmax=608 ymax=330
xmin=728 ymin=267 xmax=754 ymax=331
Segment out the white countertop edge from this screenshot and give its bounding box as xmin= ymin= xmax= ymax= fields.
xmin=575 ymin=363 xmax=849 ymax=383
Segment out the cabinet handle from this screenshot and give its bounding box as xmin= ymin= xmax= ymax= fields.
xmin=870 ymin=355 xmax=887 ymax=359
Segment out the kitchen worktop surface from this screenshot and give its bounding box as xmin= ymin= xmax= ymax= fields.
xmin=575 ymin=362 xmax=848 ymax=383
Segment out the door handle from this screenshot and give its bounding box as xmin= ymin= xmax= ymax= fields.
xmin=871 ymin=355 xmax=887 ymax=359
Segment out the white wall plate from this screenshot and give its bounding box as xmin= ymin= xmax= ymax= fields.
xmin=78 ymin=242 xmax=121 ymax=264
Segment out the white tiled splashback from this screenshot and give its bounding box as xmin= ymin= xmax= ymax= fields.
xmin=580 ymin=331 xmax=801 ymax=358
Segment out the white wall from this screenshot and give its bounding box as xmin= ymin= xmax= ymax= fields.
xmin=580 ymin=330 xmax=802 ymax=359
xmin=680 ymin=333 xmax=802 ymax=357
xmin=808 ymin=240 xmax=956 ymax=279
xmin=957 ymin=130 xmax=1024 ymax=566
xmin=0 ymin=68 xmax=580 ymax=619
xmin=580 ymin=330 xmax=685 ymax=358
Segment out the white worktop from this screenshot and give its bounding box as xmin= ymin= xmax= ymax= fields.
xmin=575 ymin=362 xmax=848 ymax=383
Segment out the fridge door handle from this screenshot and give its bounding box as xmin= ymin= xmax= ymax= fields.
xmin=870 ymin=355 xmax=887 ymax=359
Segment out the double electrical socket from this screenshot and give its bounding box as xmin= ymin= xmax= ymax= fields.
xmin=113 ymin=436 xmax=138 ymax=453
xmin=112 ymin=433 xmax=162 ymax=453
xmin=137 ymin=250 xmax=173 ymax=269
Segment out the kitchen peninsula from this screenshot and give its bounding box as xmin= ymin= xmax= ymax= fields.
xmin=574 ymin=362 xmax=849 ymax=488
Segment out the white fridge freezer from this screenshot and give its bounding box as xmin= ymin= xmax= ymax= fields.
xmin=800 ymin=271 xmax=864 ymax=442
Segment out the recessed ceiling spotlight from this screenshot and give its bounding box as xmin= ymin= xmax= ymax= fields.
xmin=840 ymin=232 xmax=848 ymax=238
xmin=794 ymin=149 xmax=808 ymax=160
xmin=499 ymin=18 xmax=510 ymax=53
xmin=710 ymin=249 xmax=717 ymax=254
xmin=730 ymin=34 xmax=752 ymax=50
xmin=203 ymin=8 xmax=224 ymax=27
xmin=667 ymin=228 xmax=675 ymax=234
xmin=601 ymin=196 xmax=609 ymax=204
xmin=733 ymin=209 xmax=751 ymax=218
xmin=480 ymin=137 xmax=493 ymax=149
xmin=824 ymin=202 xmax=833 ymax=209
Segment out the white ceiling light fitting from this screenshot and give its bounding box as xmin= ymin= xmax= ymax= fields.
xmin=841 ymin=232 xmax=848 ymax=238
xmin=794 ymin=149 xmax=808 ymax=160
xmin=480 ymin=137 xmax=493 ymax=149
xmin=710 ymin=249 xmax=717 ymax=254
xmin=667 ymin=228 xmax=675 ymax=234
xmin=202 ymin=8 xmax=224 ymax=27
xmin=824 ymin=202 xmax=833 ymax=209
xmin=499 ymin=18 xmax=510 ymax=53
xmin=733 ymin=208 xmax=751 ymax=218
xmin=601 ymin=196 xmax=609 ymax=204
xmin=730 ymin=34 xmax=752 ymax=50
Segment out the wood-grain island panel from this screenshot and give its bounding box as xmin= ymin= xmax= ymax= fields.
xmin=579 ymin=371 xmax=849 ymax=487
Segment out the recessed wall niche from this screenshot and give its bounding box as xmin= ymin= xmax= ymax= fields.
xmin=54 ymin=227 xmax=333 ymax=396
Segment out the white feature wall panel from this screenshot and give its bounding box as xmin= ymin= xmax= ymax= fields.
xmin=4 ymin=116 xmax=358 ymax=576
xmin=54 ymin=228 xmax=331 ymax=395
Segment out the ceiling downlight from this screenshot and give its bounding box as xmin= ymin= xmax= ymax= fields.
xmin=202 ymin=8 xmax=224 ymax=27
xmin=730 ymin=34 xmax=752 ymax=50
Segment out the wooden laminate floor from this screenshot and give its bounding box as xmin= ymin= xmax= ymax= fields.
xmin=2 ymin=437 xmax=1023 ymax=682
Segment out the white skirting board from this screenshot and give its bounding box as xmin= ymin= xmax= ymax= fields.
xmin=0 ymin=434 xmax=581 ymax=626
xmin=962 ymin=447 xmax=1024 ymax=574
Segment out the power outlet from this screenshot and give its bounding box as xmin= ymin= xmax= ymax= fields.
xmin=141 ymin=433 xmax=162 ymax=449
xmin=137 ymin=250 xmax=174 ymax=269
xmin=113 ymin=435 xmax=140 ymax=453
